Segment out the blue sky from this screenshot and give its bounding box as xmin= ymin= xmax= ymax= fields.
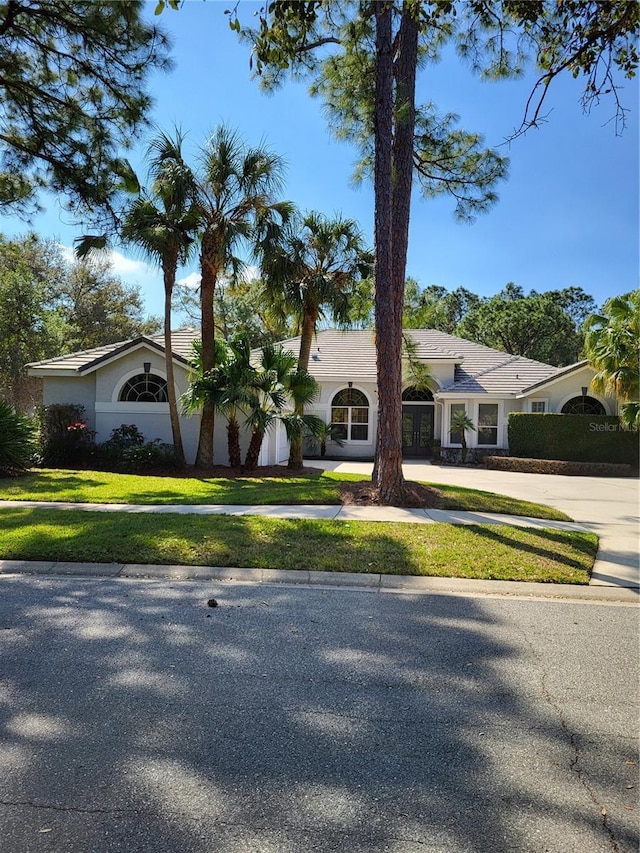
xmin=2 ymin=1 xmax=638 ymax=322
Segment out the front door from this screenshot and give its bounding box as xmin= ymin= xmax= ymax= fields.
xmin=402 ymin=405 xmax=434 ymax=457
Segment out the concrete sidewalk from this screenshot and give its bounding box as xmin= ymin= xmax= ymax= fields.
xmin=1 ymin=496 xmax=635 ymax=595
xmin=0 ymin=497 xmax=586 ymax=529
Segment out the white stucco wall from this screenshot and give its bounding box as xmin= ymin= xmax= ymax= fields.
xmin=306 ymin=379 xmax=378 ymax=458
xmin=42 ymin=376 xmax=97 ymax=430
xmin=520 ymin=366 xmax=614 ymax=415
xmin=38 ymin=350 xmax=618 ymax=466
xmin=92 ymin=349 xmax=203 ymax=461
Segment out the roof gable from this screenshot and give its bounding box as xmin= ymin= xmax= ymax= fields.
xmin=27 ymin=329 xmax=200 ymax=376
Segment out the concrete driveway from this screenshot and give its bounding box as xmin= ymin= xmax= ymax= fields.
xmin=315 ymin=461 xmax=640 ymax=589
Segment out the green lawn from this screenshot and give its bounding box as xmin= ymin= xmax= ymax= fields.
xmin=0 ymin=507 xmax=596 ymax=584
xmin=0 ymin=469 xmax=571 ymax=521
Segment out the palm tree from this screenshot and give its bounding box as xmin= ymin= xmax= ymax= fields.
xmin=181 ymin=337 xmax=250 ymax=469
xmin=193 ymin=126 xmax=293 ymax=468
xmin=243 ymin=343 xmax=322 ymax=471
xmin=217 ymin=337 xmax=256 ymax=469
xmin=120 ymin=130 xmax=199 ymax=466
xmin=584 ymin=290 xmax=640 ymax=428
xmin=262 ymin=210 xmax=373 ymax=469
xmin=450 ymin=409 xmax=475 ymax=463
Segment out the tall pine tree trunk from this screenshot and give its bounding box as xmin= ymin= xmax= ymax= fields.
xmin=163 ymin=253 xmax=185 ymax=466
xmin=373 ymin=2 xmax=405 ymax=503
xmin=195 ymin=231 xmax=217 ymax=468
xmin=373 ymin=2 xmax=418 ymax=505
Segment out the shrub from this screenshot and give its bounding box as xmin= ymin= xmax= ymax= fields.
xmin=117 ymin=439 xmax=180 ymax=473
xmin=508 ymin=413 xmax=639 ymax=468
xmin=93 ymin=425 xmax=179 ymax=473
xmin=93 ymin=424 xmax=145 ymax=470
xmin=439 ymin=447 xmax=508 ymax=466
xmin=103 ymin=423 xmax=145 ymax=448
xmin=486 ymin=456 xmax=632 ymax=477
xmin=36 ymin=403 xmax=96 ymax=467
xmin=0 ymin=401 xmax=36 ymax=475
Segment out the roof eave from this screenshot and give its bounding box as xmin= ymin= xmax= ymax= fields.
xmin=515 ymin=360 xmax=592 ymax=397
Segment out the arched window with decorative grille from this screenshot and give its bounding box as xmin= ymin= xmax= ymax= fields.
xmin=561 ymin=396 xmax=605 ymax=415
xmin=331 ymin=388 xmax=369 ymax=442
xmin=402 ymin=386 xmax=434 ymax=402
xmin=118 ymin=373 xmax=168 ymax=403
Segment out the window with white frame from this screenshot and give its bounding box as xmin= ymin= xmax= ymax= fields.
xmin=449 ymin=402 xmax=466 ymax=445
xmin=119 ymin=373 xmax=168 ymax=403
xmin=530 ymin=400 xmax=546 ymax=413
xmin=331 ymin=388 xmax=369 ymax=442
xmin=477 ymin=403 xmax=499 ymax=445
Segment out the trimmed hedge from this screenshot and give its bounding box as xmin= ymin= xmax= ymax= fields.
xmin=508 ymin=413 xmax=639 ymax=468
xmin=486 ymin=456 xmax=632 ymax=477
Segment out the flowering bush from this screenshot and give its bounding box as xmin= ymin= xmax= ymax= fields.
xmin=36 ymin=404 xmax=95 ymax=467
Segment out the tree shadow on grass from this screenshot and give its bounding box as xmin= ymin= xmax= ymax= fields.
xmin=464 ymin=525 xmax=597 ymax=577
xmin=0 ymin=574 xmax=637 ymax=852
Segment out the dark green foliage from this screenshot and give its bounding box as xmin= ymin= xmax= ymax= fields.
xmin=487 ymin=456 xmax=633 ymax=477
xmin=109 ymin=440 xmax=179 ymax=473
xmin=0 ymin=400 xmax=35 ymax=474
xmin=55 ymin=258 xmax=160 ymax=351
xmin=37 ymin=404 xmax=94 ymax=467
xmin=403 ymin=281 xmax=482 ymax=332
xmin=0 ymin=234 xmax=159 ymax=412
xmin=457 ymin=284 xmax=594 ymax=365
xmin=92 ymin=423 xmax=179 ymax=473
xmin=508 ymin=413 xmax=639 ymax=467
xmin=0 ymin=234 xmax=67 ymax=411
xmin=104 ymin=424 xmax=146 ymax=447
xmin=0 ymin=0 xmax=172 ymax=220
xmin=584 ymin=290 xmax=640 ymax=429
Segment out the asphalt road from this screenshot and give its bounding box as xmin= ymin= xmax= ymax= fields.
xmin=0 ymin=574 xmax=637 ymax=853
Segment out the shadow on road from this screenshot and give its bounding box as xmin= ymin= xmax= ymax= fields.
xmin=0 ymin=575 xmax=636 ymax=852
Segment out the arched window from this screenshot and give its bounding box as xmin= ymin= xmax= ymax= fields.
xmin=331 ymin=388 xmax=369 ymax=442
xmin=402 ymin=386 xmax=434 ymax=402
xmin=561 ymin=396 xmax=605 ymax=415
xmin=119 ymin=373 xmax=168 ymax=403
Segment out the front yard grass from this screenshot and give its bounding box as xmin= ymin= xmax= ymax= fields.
xmin=0 ymin=507 xmax=596 ymax=584
xmin=0 ymin=469 xmax=571 ymax=521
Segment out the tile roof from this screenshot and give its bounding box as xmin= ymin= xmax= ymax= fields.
xmin=26 ymin=329 xmax=200 ymax=374
xmin=27 ymin=326 xmax=571 ymax=397
xmin=278 ymin=329 xmax=561 ymax=395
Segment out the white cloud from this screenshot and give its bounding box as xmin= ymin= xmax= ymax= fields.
xmin=58 ymin=244 xmax=76 ymax=265
xmin=177 ymin=272 xmax=201 ymax=290
xmin=242 ymin=265 xmax=260 ymax=283
xmin=106 ymin=249 xmax=157 ymax=280
xmin=59 ymin=244 xmax=157 ymax=282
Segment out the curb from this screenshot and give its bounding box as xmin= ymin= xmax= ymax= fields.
xmin=1 ymin=560 xmax=637 ymax=603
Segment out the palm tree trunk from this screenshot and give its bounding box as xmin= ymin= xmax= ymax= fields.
xmin=195 ymin=231 xmax=217 ymax=468
xmin=245 ymin=426 xmax=264 ymax=470
xmin=163 ymin=254 xmax=185 ymax=466
xmin=288 ymin=311 xmax=316 ymax=469
xmin=227 ymin=413 xmax=242 ymax=469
